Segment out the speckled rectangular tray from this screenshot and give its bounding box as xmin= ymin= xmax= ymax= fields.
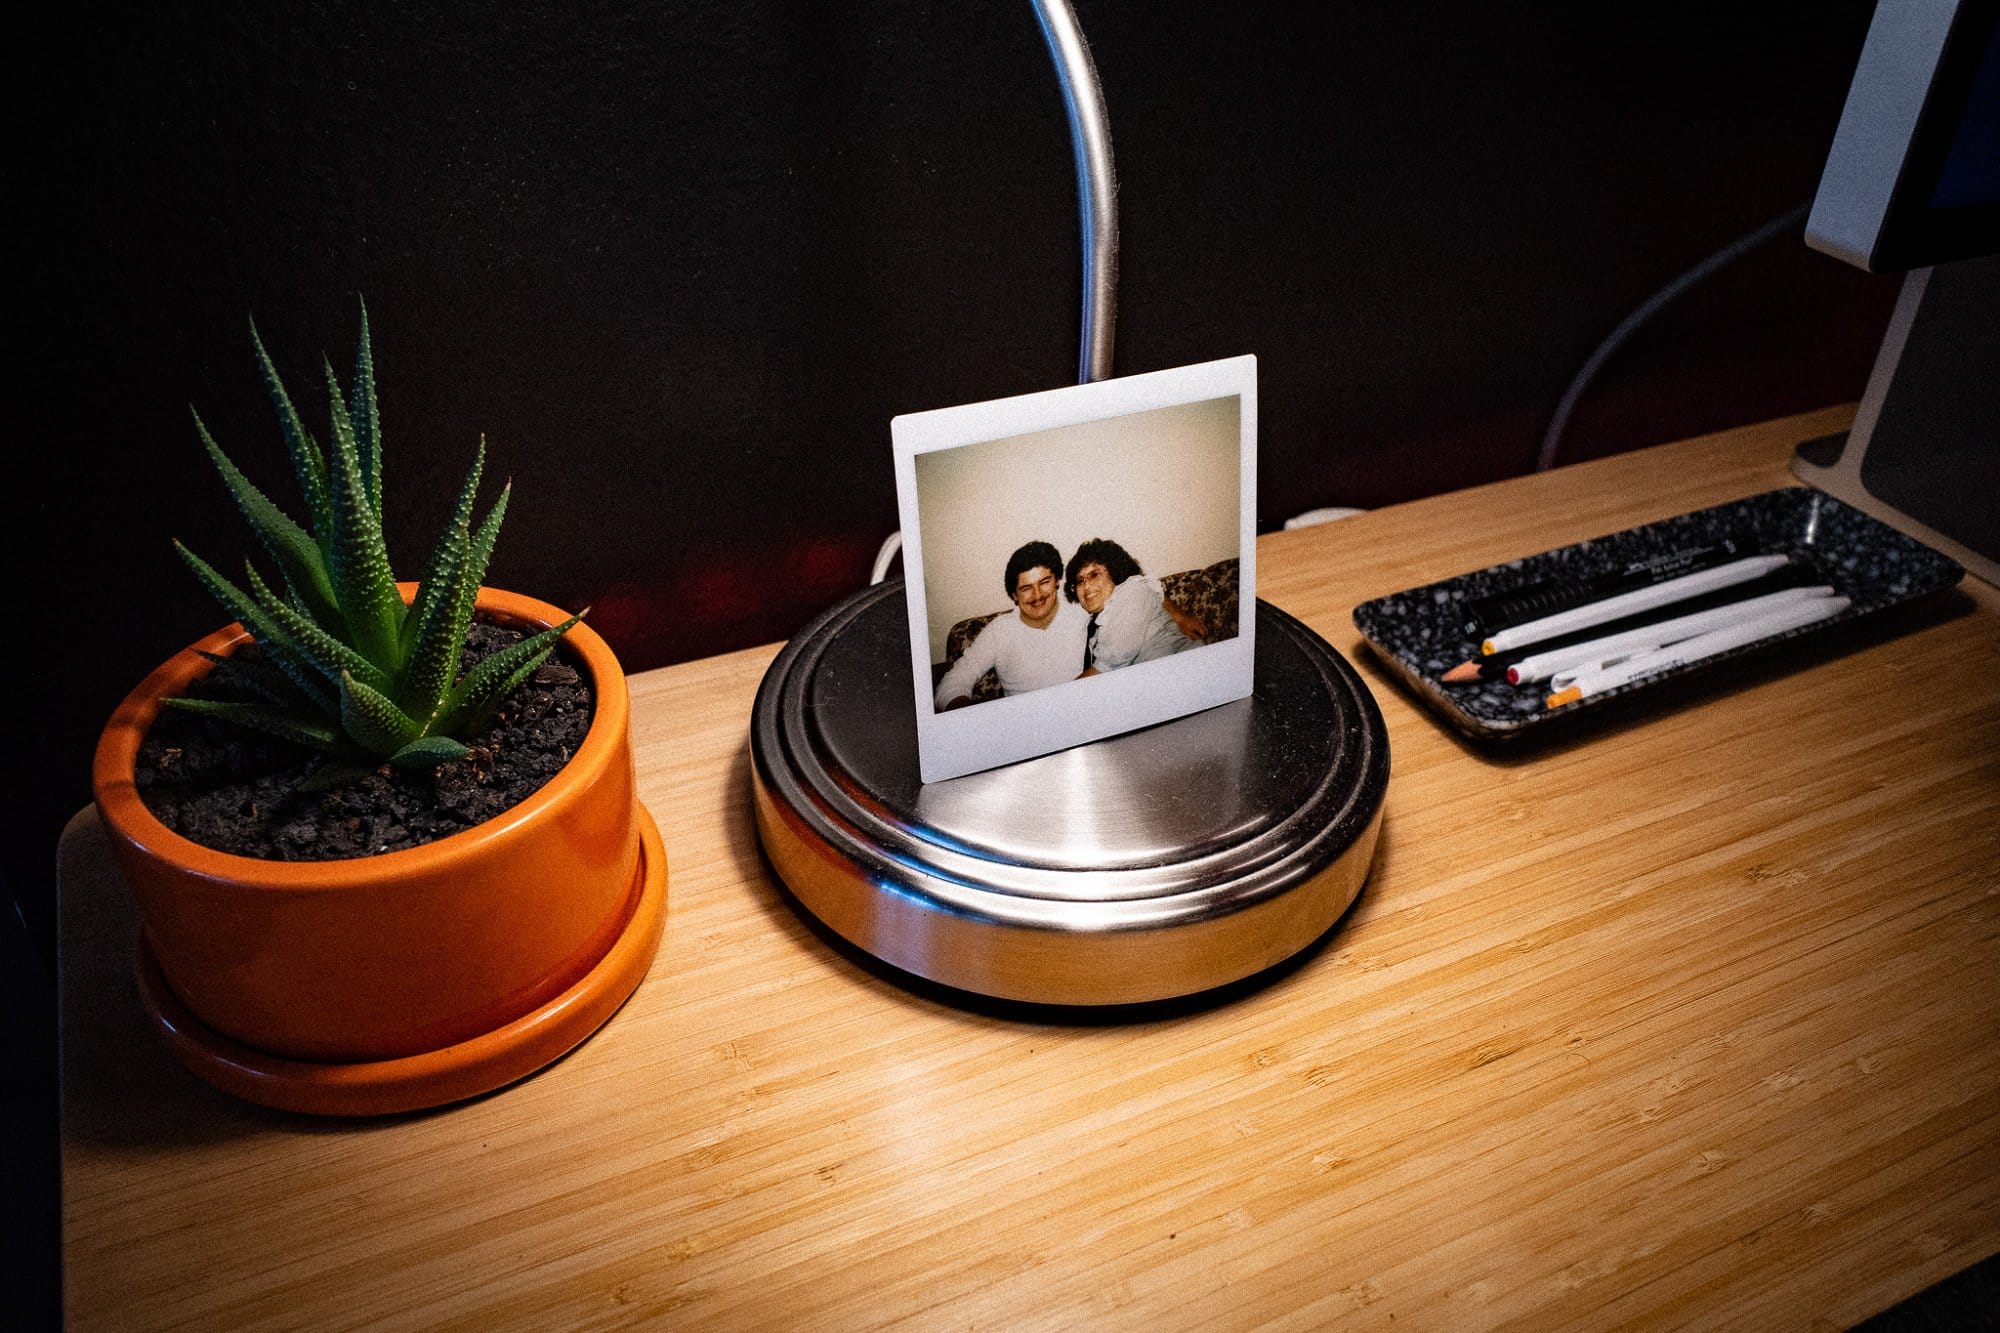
xmin=1351 ymin=487 xmax=1964 ymax=740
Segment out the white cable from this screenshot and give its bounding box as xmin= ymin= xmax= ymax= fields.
xmin=1537 ymin=202 xmax=1811 ymax=473
xmin=869 ymin=532 xmax=903 ymax=585
xmin=1282 ymin=506 xmax=1367 ymax=529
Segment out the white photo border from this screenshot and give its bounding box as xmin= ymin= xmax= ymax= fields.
xmin=891 ymin=354 xmax=1257 ymax=784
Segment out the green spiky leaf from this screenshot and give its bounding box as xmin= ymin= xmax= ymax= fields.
xmin=388 ymin=735 xmax=468 ymax=771
xmin=459 ymin=482 xmax=510 ymax=603
xmin=176 ymin=543 xmax=337 ymax=714
xmin=321 ymin=359 xmax=404 ymax=673
xmin=196 ymin=649 xmax=321 ymax=712
xmin=351 ymin=300 xmax=382 ymax=517
xmin=406 ymin=481 xmax=510 ymax=720
xmin=339 ymin=670 xmax=421 ymax=757
xmin=249 ymin=319 xmax=332 ymax=548
xmin=298 ymin=760 xmax=380 ymax=792
xmin=243 ymin=561 xmax=394 ymax=697
xmin=192 ymin=408 xmax=341 ymax=630
xmin=397 ymin=523 xmax=469 ymax=722
xmin=397 ymin=438 xmax=486 ymax=699
xmin=435 ymin=613 xmax=580 ymax=738
xmin=160 ymin=697 xmax=344 ymax=752
xmin=280 ymin=577 xmax=342 ymax=640
xmin=445 ymin=651 xmax=546 ymax=741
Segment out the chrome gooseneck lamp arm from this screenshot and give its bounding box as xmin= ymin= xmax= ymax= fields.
xmin=1031 ymin=0 xmax=1119 ymax=385
xmin=872 ymin=1 xmax=1119 ymax=584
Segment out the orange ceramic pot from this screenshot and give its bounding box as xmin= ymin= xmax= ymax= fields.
xmin=92 ymin=586 xmax=666 ymax=1114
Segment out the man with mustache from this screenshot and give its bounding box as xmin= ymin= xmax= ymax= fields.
xmin=934 ymin=540 xmax=1091 ymax=711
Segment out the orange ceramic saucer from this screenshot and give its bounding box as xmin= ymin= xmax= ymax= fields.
xmin=136 ymin=810 xmax=667 ymax=1117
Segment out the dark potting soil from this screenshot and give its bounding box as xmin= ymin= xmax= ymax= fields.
xmin=133 ymin=620 xmax=595 ymax=860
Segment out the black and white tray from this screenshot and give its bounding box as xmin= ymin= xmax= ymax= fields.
xmin=1351 ymin=487 xmax=1964 ymax=740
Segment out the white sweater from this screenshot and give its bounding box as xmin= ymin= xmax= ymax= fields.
xmin=934 ymin=600 xmax=1090 ymax=708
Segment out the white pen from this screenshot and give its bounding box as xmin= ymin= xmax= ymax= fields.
xmin=1545 ymin=594 xmax=1851 ymax=707
xmin=1481 ymin=553 xmax=1792 ymax=656
xmin=1514 ymin=585 xmax=1837 ymax=686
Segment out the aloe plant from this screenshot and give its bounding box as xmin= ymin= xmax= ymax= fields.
xmin=166 ymin=304 xmax=579 ymax=782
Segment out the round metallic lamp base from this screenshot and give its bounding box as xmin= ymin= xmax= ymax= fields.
xmin=750 ymin=582 xmax=1389 ymax=1006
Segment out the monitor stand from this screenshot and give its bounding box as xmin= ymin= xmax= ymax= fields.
xmin=1791 ymin=252 xmax=1999 ymax=587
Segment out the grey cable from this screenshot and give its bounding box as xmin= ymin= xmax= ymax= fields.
xmin=1536 ymin=202 xmax=1812 ymax=473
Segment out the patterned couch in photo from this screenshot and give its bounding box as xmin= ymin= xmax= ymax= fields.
xmin=935 ymin=557 xmax=1241 ymax=702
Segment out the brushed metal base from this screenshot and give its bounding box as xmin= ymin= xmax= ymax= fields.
xmin=750 ymin=582 xmax=1389 ymax=1005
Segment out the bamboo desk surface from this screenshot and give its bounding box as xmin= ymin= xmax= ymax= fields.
xmin=60 ymin=406 xmax=2000 ymax=1330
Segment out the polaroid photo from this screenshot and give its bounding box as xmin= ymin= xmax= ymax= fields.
xmin=892 ymin=354 xmax=1257 ymax=784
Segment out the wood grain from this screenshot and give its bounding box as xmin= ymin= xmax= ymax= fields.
xmin=61 ymin=405 xmax=2000 ymax=1330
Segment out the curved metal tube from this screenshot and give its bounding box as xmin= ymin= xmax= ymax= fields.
xmin=1030 ymin=0 xmax=1119 ymax=384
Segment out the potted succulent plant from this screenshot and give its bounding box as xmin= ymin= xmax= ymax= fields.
xmin=91 ymin=305 xmax=666 ymax=1116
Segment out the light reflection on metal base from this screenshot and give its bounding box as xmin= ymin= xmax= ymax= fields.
xmin=750 ymin=582 xmax=1389 ymax=1006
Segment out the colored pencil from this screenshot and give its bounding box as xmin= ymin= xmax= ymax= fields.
xmin=1481 ymin=554 xmax=1791 ymax=656
xmin=1544 ymin=594 xmax=1851 ymax=707
xmin=1506 ymin=586 xmax=1835 ymax=686
xmin=1459 ymin=538 xmax=1748 ymax=636
xmin=1437 ymin=565 xmax=1812 ymax=684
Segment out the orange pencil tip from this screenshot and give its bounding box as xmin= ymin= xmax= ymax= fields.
xmin=1440 ymin=661 xmax=1481 ymax=683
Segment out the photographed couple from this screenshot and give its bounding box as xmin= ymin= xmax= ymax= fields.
xmin=934 ymin=538 xmax=1204 ymax=711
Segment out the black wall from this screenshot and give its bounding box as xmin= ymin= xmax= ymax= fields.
xmin=16 ymin=1 xmax=1895 ymax=953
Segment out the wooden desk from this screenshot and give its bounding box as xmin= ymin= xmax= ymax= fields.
xmin=61 ymin=406 xmax=2000 ymax=1329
